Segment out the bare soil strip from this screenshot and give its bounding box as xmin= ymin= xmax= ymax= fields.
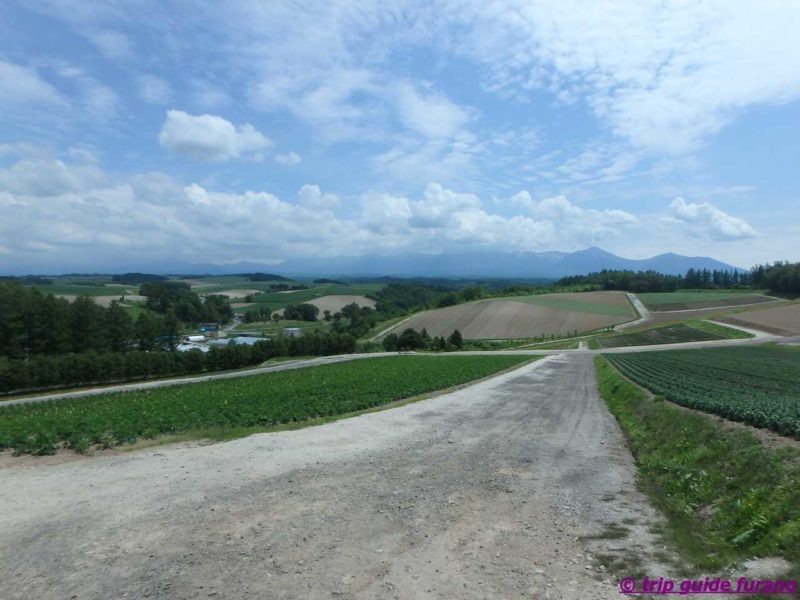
xmin=716 ymin=303 xmax=800 ymax=336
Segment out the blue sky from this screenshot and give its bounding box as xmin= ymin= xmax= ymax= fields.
xmin=0 ymin=1 xmax=798 ymax=273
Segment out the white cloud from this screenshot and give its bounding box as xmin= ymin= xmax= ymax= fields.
xmin=392 ymin=81 xmax=473 ymax=140
xmin=0 ymin=158 xmax=105 ymax=196
xmin=137 ymin=75 xmax=172 ymax=104
xmin=55 ymin=65 xmax=119 ymax=119
xmin=275 ymin=151 xmax=301 ymax=166
xmin=0 ymin=61 xmax=65 ymax=106
xmin=445 ymin=0 xmax=800 ymax=153
xmin=85 ymin=29 xmax=134 ymax=60
xmin=158 ymin=110 xmax=271 ymax=160
xmin=510 ymin=191 xmax=638 ymax=244
xmin=0 ymin=154 xmax=643 ymax=268
xmin=669 ymin=197 xmax=757 ymax=240
xmin=297 ymin=184 xmax=339 ymax=210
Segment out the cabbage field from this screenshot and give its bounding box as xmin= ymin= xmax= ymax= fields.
xmin=0 ymin=355 xmax=533 ymax=455
xmin=606 ymin=346 xmax=800 ymax=438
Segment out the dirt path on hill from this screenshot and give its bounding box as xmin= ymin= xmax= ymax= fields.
xmin=1 ymin=354 xmax=673 ymax=600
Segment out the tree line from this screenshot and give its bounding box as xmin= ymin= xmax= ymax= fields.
xmin=0 ymin=283 xmax=182 ymax=359
xmin=0 ymin=330 xmax=358 ymax=394
xmin=557 ymin=262 xmax=800 ymax=294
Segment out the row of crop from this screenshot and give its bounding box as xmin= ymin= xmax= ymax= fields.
xmin=612 ymin=349 xmax=800 ymax=394
xmin=595 ymin=323 xmax=724 ymax=348
xmin=0 ymin=355 xmax=532 ymax=455
xmin=606 ymin=347 xmax=800 ymax=438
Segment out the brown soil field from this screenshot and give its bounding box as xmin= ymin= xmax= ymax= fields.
xmin=213 ymin=288 xmax=261 ymax=299
xmin=541 ymin=291 xmax=631 ymax=305
xmin=717 ymin=303 xmax=800 ymax=336
xmin=648 ymin=300 xmax=792 ymax=326
xmin=384 ymin=299 xmax=631 ymax=339
xmin=307 ymin=295 xmax=376 ymax=314
xmin=652 ymin=295 xmax=775 ymax=312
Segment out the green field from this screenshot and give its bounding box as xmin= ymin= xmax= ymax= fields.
xmin=606 ymin=346 xmax=800 ymax=438
xmin=0 ymin=355 xmax=532 ymax=455
xmin=638 ymin=290 xmax=767 ymax=308
xmin=504 ymin=294 xmax=634 ymax=317
xmin=233 ymin=319 xmax=329 ymax=335
xmin=591 ymin=321 xmax=752 ymax=348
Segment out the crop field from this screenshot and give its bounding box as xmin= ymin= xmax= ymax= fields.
xmin=502 ymin=291 xmax=635 ymax=317
xmin=26 ymin=281 xmax=139 ymax=297
xmin=383 ymin=291 xmax=635 ymax=340
xmin=592 ymin=321 xmax=751 ymax=348
xmin=606 ymin=346 xmax=800 ymax=438
xmin=717 ymin=303 xmax=800 ymax=336
xmin=243 ymin=283 xmax=384 ymax=310
xmin=0 ymin=355 xmax=532 ymax=455
xmin=306 ymin=294 xmax=376 ymax=314
xmin=638 ymin=290 xmax=773 ymax=312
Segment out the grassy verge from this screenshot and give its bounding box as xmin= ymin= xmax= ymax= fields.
xmin=687 ymin=319 xmax=754 ymax=339
xmin=0 ymin=355 xmax=533 ymax=456
xmin=594 ymin=356 xmax=800 ymax=578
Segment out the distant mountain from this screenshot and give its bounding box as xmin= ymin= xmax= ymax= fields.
xmin=4 ymin=248 xmax=743 ymax=279
xmin=256 ymin=247 xmax=743 ymax=278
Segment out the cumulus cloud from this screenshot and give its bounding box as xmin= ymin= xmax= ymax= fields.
xmin=669 ymin=197 xmax=757 ymax=240
xmin=158 ymin=110 xmax=271 ymax=160
xmin=0 ymin=155 xmax=643 ymax=269
xmin=298 ymin=184 xmax=339 ymax=210
xmin=0 ymin=158 xmax=105 ymax=196
xmin=275 ymin=151 xmax=301 ymax=166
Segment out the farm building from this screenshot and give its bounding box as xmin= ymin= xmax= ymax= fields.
xmin=176 ymin=342 xmax=210 ymax=353
xmin=208 ymin=336 xmax=266 ymax=347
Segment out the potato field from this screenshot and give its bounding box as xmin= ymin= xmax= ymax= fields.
xmin=0 ymin=355 xmax=533 ymax=455
xmin=606 ymin=346 xmax=800 ymax=438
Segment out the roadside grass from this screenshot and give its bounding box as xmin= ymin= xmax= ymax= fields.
xmin=588 ymin=320 xmax=752 ymax=349
xmin=595 ymin=356 xmax=800 ymax=580
xmin=686 ymin=319 xmax=754 ymax=338
xmin=0 ymin=355 xmax=533 ymax=456
xmin=503 ymin=293 xmax=635 ymax=317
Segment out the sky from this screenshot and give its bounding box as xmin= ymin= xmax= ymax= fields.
xmin=0 ymin=0 xmax=799 ymax=274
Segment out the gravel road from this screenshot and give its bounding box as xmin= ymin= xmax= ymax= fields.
xmin=1 ymin=354 xmax=672 ymax=600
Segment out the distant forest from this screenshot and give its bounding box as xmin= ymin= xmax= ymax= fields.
xmin=557 ymin=261 xmax=800 ymax=294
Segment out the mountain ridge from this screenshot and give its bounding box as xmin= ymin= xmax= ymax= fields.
xmin=122 ymin=247 xmax=744 ymax=278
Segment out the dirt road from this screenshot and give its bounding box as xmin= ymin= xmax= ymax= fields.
xmin=1 ymin=354 xmax=669 ymax=600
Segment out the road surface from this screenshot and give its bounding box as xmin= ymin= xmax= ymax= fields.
xmin=1 ymin=354 xmax=671 ymax=600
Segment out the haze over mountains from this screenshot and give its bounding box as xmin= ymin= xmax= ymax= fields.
xmin=57 ymin=247 xmax=741 ymax=279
